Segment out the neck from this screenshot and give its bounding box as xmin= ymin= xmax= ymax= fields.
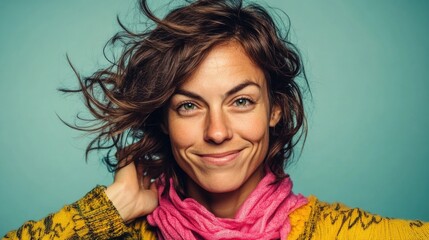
xmin=186 ymin=166 xmax=265 ymax=218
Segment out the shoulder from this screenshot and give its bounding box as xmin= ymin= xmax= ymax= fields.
xmin=288 ymin=196 xmax=429 ymax=240
xmin=129 ymin=218 xmax=158 ymax=240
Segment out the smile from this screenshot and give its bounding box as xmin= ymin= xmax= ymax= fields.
xmin=197 ymin=150 xmax=241 ymax=166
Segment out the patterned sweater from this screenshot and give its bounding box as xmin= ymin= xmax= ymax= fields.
xmin=3 ymin=186 xmax=429 ymax=240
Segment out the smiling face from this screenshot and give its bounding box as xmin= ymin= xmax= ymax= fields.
xmin=166 ymin=41 xmax=281 ymax=197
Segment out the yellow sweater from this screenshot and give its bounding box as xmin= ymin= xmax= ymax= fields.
xmin=3 ymin=186 xmax=428 ymax=240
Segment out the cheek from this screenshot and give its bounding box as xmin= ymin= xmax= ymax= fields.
xmin=233 ymin=112 xmax=270 ymax=143
xmin=168 ymin=118 xmax=200 ymax=152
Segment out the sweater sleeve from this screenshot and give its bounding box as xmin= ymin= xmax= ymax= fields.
xmin=2 ymin=186 xmax=154 ymax=240
xmin=297 ymin=196 xmax=429 ymax=240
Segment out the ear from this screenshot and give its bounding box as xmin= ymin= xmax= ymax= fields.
xmin=269 ymin=104 xmax=282 ymax=127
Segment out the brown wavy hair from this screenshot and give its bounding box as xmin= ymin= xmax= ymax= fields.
xmin=62 ymin=0 xmax=309 ymax=194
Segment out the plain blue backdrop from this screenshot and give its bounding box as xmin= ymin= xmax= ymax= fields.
xmin=1 ymin=0 xmax=428 ymax=235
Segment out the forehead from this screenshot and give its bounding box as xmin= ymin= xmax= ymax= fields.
xmin=178 ymin=41 xmax=267 ymax=91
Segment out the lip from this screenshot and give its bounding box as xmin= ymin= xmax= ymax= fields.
xmin=197 ymin=150 xmax=241 ymax=166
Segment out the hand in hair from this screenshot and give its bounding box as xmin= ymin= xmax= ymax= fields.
xmin=105 ymin=158 xmax=158 ymax=223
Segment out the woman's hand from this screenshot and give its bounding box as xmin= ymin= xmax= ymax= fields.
xmin=105 ymin=159 xmax=158 ymax=223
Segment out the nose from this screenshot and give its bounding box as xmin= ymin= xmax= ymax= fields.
xmin=204 ymin=109 xmax=232 ymax=144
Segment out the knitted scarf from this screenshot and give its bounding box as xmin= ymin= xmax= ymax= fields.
xmin=147 ymin=171 xmax=308 ymax=240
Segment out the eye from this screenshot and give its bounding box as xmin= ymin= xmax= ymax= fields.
xmin=233 ymin=97 xmax=254 ymax=107
xmin=177 ymin=102 xmax=197 ymax=113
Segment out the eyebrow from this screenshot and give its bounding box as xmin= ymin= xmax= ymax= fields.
xmin=173 ymin=80 xmax=261 ymax=101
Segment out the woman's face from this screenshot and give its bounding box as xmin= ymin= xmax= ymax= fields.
xmin=166 ymin=41 xmax=281 ymax=195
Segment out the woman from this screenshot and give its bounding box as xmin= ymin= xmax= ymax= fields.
xmin=3 ymin=0 xmax=428 ymax=239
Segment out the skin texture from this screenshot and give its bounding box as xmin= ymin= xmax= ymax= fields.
xmin=166 ymin=41 xmax=281 ymax=218
xmin=106 ymin=41 xmax=281 ymax=221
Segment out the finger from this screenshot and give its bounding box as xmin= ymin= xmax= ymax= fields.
xmin=149 ymin=181 xmax=158 ymax=193
xmin=142 ymin=175 xmax=151 ymax=189
xmin=114 ymin=161 xmax=137 ymax=183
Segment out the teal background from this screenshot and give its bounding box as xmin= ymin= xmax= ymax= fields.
xmin=1 ymin=0 xmax=428 ymax=235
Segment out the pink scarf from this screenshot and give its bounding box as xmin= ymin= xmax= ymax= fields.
xmin=147 ymin=171 xmax=307 ymax=240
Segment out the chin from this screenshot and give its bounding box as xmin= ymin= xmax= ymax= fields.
xmin=196 ymin=172 xmax=247 ymax=194
xmin=203 ymin=183 xmax=241 ymax=194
